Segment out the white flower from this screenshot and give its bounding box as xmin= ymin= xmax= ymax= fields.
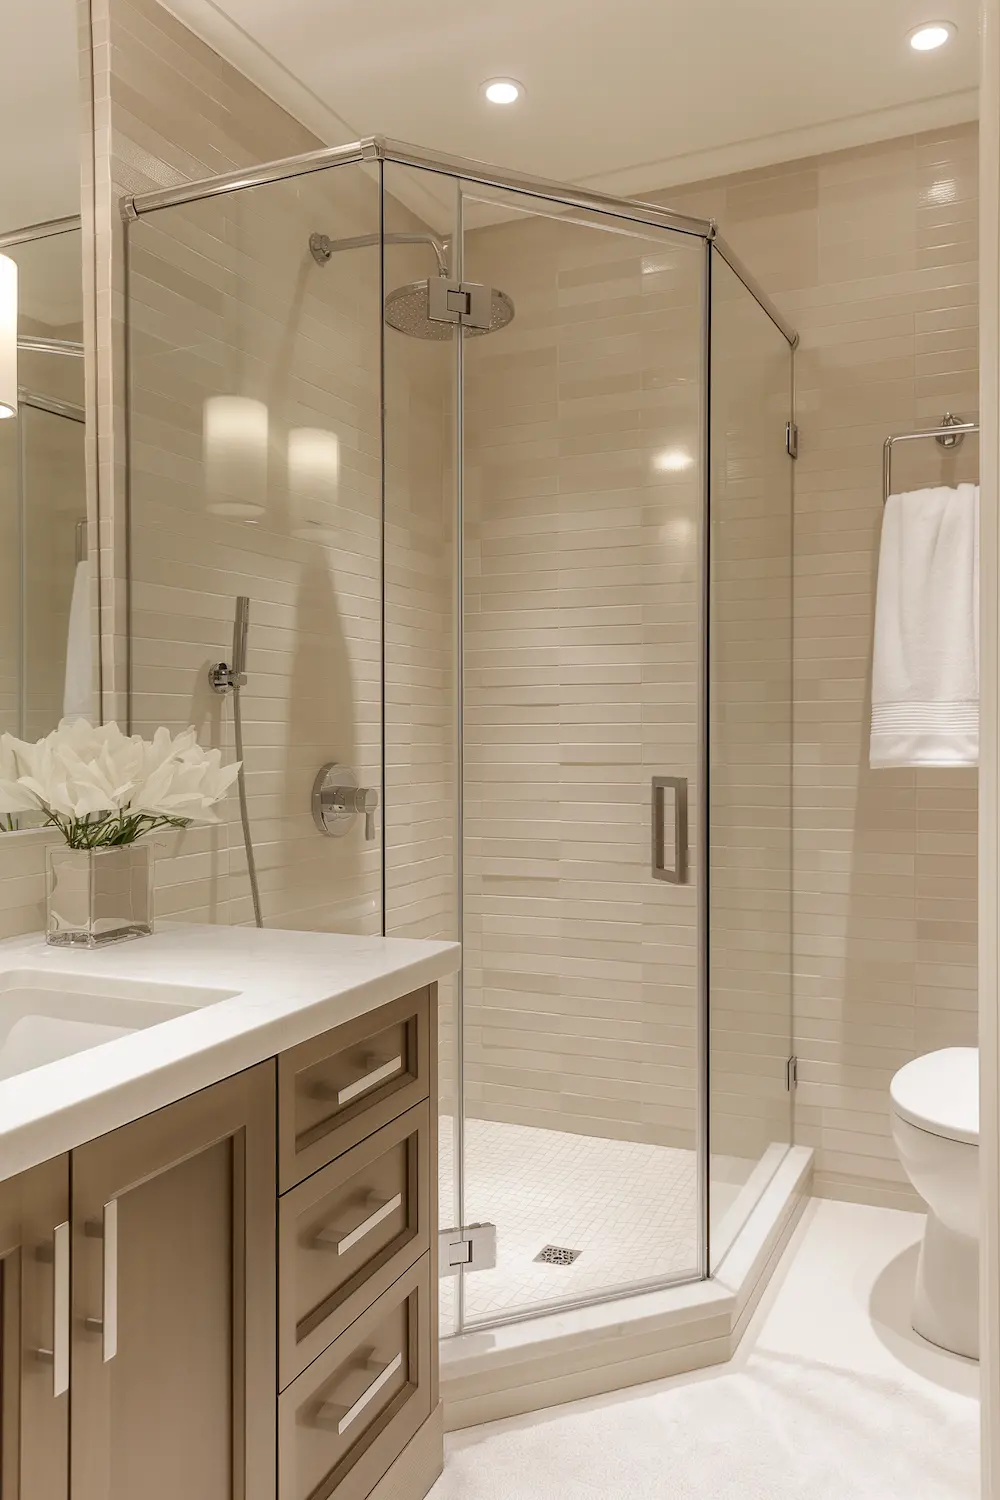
xmin=0 ymin=738 xmax=41 ymax=813
xmin=0 ymin=721 xmax=240 ymax=830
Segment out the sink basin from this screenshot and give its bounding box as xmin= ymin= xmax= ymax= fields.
xmin=0 ymin=970 xmax=237 ymax=1082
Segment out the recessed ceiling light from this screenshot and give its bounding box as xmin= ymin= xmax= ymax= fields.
xmin=908 ymin=21 xmax=955 ymax=50
xmin=483 ymin=78 xmax=523 ymax=105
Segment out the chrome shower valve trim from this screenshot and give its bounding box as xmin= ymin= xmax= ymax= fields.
xmin=312 ymin=764 xmax=379 ymax=841
xmin=208 ymin=660 xmax=246 ymax=693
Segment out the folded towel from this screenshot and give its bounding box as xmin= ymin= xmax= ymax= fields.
xmin=62 ymin=558 xmax=93 ymax=721
xmin=870 ymin=483 xmax=979 ymax=769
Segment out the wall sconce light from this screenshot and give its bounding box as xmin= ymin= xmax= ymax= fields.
xmin=0 ymin=255 xmax=18 ymax=419
xmin=288 ymin=427 xmax=341 ymax=542
xmin=203 ymin=395 xmax=268 ymax=520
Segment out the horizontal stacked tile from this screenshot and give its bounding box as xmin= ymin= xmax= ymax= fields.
xmin=665 ymin=125 xmax=979 ymax=1206
xmin=460 ymin=206 xmax=706 ymax=1151
xmin=82 ymin=0 xmax=452 ymax=953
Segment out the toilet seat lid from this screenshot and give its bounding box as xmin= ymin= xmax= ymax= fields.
xmin=890 ymin=1047 xmax=978 ymax=1145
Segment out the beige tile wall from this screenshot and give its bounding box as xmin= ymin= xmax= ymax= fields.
xmin=90 ymin=0 xmax=461 ymax=1089
xmin=459 ymin=202 xmax=708 ymax=1151
xmin=663 ymin=124 xmax=979 ymax=1206
xmin=107 ymin=1 xmax=458 ymax=956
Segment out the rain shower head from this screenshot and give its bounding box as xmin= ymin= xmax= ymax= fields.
xmin=383 ymin=279 xmax=515 ymax=340
xmin=309 ymin=230 xmax=515 ymax=339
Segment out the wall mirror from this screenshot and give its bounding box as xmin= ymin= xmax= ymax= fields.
xmin=0 ymin=1 xmax=90 ymax=771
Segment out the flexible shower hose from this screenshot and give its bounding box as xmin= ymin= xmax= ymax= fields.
xmin=233 ymin=684 xmax=263 ymax=928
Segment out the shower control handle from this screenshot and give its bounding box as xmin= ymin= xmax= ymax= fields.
xmin=312 ymin=764 xmax=379 ymax=841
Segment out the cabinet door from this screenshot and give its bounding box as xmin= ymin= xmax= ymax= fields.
xmin=0 ymin=1157 xmax=69 ymax=1500
xmin=71 ymin=1064 xmax=276 ymax=1500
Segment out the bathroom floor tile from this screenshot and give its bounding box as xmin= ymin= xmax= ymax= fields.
xmin=431 ymin=1198 xmax=979 ymax=1499
xmin=438 ymin=1115 xmax=755 ymax=1326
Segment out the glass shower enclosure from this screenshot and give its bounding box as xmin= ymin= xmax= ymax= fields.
xmin=123 ymin=138 xmax=794 ymax=1337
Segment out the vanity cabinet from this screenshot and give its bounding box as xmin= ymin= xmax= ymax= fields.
xmin=0 ymin=980 xmax=441 ymax=1500
xmin=0 ymin=1157 xmax=69 ymax=1500
xmin=70 ymin=1064 xmax=276 ymax=1500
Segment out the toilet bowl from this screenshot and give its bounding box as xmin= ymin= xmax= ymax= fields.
xmin=890 ymin=1046 xmax=978 ymax=1359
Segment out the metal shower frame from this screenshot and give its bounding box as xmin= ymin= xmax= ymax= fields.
xmin=122 ymin=134 xmax=798 ymax=1331
xmin=123 ymin=135 xmax=797 ymax=350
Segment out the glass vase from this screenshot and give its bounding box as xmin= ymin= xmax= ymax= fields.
xmin=46 ymin=842 xmax=154 ymax=948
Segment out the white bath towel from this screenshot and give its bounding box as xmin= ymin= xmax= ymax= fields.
xmin=62 ymin=558 xmax=93 ymax=721
xmin=870 ymin=483 xmax=979 ymax=769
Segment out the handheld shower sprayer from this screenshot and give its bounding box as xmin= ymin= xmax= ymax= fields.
xmin=208 ymin=596 xmax=263 ymax=929
xmin=231 ymin=594 xmax=249 ymax=685
xmin=209 ymin=595 xmax=250 ymax=693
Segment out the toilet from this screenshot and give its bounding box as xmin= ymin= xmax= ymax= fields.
xmin=890 ymin=1046 xmax=979 ymax=1359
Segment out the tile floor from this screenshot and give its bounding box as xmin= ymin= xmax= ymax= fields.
xmin=430 ymin=1198 xmax=980 ymax=1498
xmin=438 ymin=1115 xmax=756 ymax=1327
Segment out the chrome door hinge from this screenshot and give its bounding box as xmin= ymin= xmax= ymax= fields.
xmin=428 ymin=277 xmax=493 ymax=330
xmin=785 ymin=421 xmax=799 ymax=459
xmin=786 ymin=1055 xmax=799 ymax=1091
xmin=439 ymin=1223 xmax=497 ymax=1275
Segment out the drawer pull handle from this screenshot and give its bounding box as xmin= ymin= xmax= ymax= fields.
xmin=337 ymin=1054 xmax=403 ymax=1106
xmin=317 ymin=1353 xmax=403 ymax=1435
xmin=311 ymin=1192 xmax=404 ymax=1256
xmin=308 ymin=1054 xmax=404 ymax=1107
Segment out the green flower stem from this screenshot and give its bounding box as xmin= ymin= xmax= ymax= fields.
xmin=40 ymin=810 xmax=191 ymax=850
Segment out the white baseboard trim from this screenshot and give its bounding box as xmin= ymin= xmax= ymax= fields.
xmin=441 ymin=1145 xmax=813 ymax=1429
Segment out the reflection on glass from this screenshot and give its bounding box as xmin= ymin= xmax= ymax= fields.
xmin=203 ymin=394 xmax=268 ymax=521
xmin=288 ymin=426 xmax=340 ymax=542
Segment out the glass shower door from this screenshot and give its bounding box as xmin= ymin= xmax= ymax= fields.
xmin=455 ymin=185 xmax=707 ymax=1324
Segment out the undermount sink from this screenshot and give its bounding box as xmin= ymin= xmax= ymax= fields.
xmin=0 ymin=970 xmax=238 ymax=1083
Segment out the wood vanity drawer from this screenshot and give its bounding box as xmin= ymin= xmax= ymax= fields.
xmin=279 ymin=989 xmax=431 ymax=1191
xmin=278 ymin=1257 xmax=432 ymax=1500
xmin=279 ymin=1102 xmax=430 ymax=1388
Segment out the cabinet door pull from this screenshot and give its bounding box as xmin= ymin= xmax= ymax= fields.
xmin=315 ymin=1353 xmax=403 ymax=1435
xmin=102 ymin=1199 xmax=118 ymax=1363
xmin=53 ymin=1220 xmax=70 ymax=1395
xmin=310 ymin=1192 xmax=403 ymax=1256
xmin=33 ymin=1222 xmax=70 ymax=1397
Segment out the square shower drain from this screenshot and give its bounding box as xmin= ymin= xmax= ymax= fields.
xmin=534 ymin=1245 xmax=582 ymax=1266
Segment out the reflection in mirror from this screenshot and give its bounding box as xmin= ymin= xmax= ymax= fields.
xmin=0 ymin=3 xmax=90 ymax=829
xmin=0 ymin=226 xmax=86 ymax=741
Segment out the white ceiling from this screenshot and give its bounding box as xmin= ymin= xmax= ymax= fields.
xmin=170 ymin=0 xmax=979 ymax=198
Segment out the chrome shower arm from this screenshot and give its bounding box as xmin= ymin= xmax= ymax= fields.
xmin=309 ymin=230 xmax=448 ymax=276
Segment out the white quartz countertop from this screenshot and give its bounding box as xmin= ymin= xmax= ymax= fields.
xmin=0 ymin=923 xmax=460 ymax=1185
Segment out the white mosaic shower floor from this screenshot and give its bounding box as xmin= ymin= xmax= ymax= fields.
xmin=439 ymin=1116 xmax=753 ymax=1328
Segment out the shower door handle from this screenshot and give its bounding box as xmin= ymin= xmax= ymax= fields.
xmin=652 ymin=776 xmax=688 ymax=885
